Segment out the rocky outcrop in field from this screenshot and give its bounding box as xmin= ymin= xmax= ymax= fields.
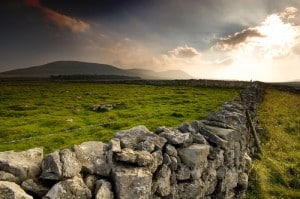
xmin=0 ymin=83 xmax=263 ymax=199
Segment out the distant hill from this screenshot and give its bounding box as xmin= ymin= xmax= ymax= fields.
xmin=127 ymin=68 xmax=193 ymax=80
xmin=0 ymin=61 xmax=193 ymax=80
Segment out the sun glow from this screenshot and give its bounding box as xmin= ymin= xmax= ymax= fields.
xmin=253 ymin=14 xmax=298 ymax=59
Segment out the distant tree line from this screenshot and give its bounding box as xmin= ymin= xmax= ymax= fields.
xmin=50 ymin=74 xmax=141 ymax=81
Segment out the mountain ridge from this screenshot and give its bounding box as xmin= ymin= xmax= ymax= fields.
xmin=0 ymin=61 xmax=193 ymax=80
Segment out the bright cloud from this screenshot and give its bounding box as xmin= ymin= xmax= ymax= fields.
xmin=152 ymin=7 xmax=300 ymax=82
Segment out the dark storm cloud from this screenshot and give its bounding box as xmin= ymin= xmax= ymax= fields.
xmin=216 ymin=29 xmax=265 ymax=49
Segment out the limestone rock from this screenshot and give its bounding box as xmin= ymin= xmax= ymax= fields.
xmin=40 ymin=151 xmax=62 ymax=180
xmin=176 ymin=164 xmax=191 ymax=181
xmin=114 ymin=125 xmax=151 ymax=149
xmin=154 ymin=164 xmax=171 ymax=196
xmin=73 ymin=141 xmax=111 ymax=176
xmin=0 ymin=181 xmax=33 ymax=199
xmin=149 ymin=150 xmax=163 ymax=173
xmin=112 ymin=167 xmax=152 ymax=199
xmin=199 ymin=126 xmax=228 ymax=148
xmin=21 ymin=179 xmax=49 ymax=198
xmin=109 ymin=138 xmax=121 ymax=153
xmin=178 ymin=181 xmax=205 ymax=199
xmin=0 ymin=148 xmax=43 ymax=182
xmin=191 ymin=133 xmax=208 ymax=144
xmin=84 ymin=175 xmax=98 ymax=192
xmin=0 ymin=171 xmax=20 ymax=184
xmin=238 ymin=173 xmax=248 ymax=189
xmin=204 ymin=125 xmax=238 ymax=141
xmin=114 ymin=148 xmax=153 ymax=166
xmin=178 ymin=122 xmax=197 ymax=134
xmin=170 ymin=156 xmax=178 ymax=171
xmin=43 ymin=176 xmax=92 ymax=199
xmin=137 ymin=140 xmax=155 ymax=152
xmin=60 ymin=149 xmax=81 ymax=179
xmin=159 ymin=129 xmax=193 ymax=146
xmin=165 ymin=144 xmax=177 ymax=157
xmin=115 ymin=126 xmax=167 ymax=151
xmin=178 ymin=144 xmax=210 ymax=168
xmin=95 ymin=179 xmax=114 ymax=199
xmin=163 ymin=153 xmax=172 ymax=166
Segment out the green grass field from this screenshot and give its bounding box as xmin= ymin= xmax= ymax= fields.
xmin=0 ymin=82 xmax=237 ymax=154
xmin=247 ymin=88 xmax=300 ymax=199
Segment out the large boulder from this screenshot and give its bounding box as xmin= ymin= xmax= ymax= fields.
xmin=114 ymin=126 xmax=167 ymax=151
xmin=41 ymin=149 xmax=81 ymax=180
xmin=0 ymin=148 xmax=43 ymax=183
xmin=114 ymin=126 xmax=152 ymax=149
xmin=0 ymin=181 xmax=33 ymax=199
xmin=112 ymin=167 xmax=152 ymax=199
xmin=43 ymin=176 xmax=92 ymax=199
xmin=73 ymin=141 xmax=111 ymax=176
xmin=40 ymin=151 xmax=62 ymax=180
xmin=178 ymin=144 xmax=210 ymax=169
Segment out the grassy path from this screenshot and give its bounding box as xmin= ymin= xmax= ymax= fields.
xmin=247 ymin=88 xmax=300 ymax=199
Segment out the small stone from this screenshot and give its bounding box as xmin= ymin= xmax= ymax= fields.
xmin=109 ymin=138 xmax=121 ymax=153
xmin=21 ymin=179 xmax=49 ymax=197
xmin=95 ymin=179 xmax=114 ymax=199
xmin=165 ymin=144 xmax=177 ymax=157
xmin=137 ymin=140 xmax=155 ymax=152
xmin=176 ymin=164 xmax=191 ymax=181
xmin=170 ymin=156 xmax=178 ymax=171
xmin=114 ymin=148 xmax=153 ymax=166
xmin=163 ymin=153 xmax=172 ymax=166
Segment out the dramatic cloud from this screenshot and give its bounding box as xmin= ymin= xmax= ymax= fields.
xmin=216 ymin=29 xmax=264 ymax=49
xmin=213 ymin=7 xmax=300 ymax=81
xmin=24 ymin=0 xmax=90 ymax=33
xmin=151 ymin=7 xmax=300 ymax=81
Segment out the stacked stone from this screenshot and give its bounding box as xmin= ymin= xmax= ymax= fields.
xmin=0 ymin=85 xmax=264 ymax=199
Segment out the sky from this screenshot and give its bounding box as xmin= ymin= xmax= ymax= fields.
xmin=1 ymin=0 xmax=300 ymax=82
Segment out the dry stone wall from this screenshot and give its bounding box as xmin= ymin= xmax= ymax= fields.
xmin=0 ymin=83 xmax=263 ymax=199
